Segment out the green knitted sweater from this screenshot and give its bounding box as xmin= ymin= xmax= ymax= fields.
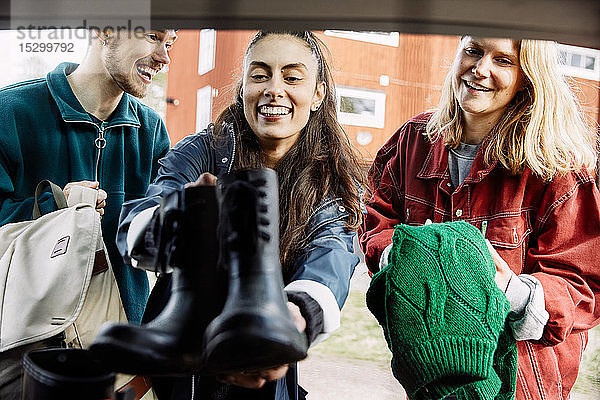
xmin=366 ymin=221 xmax=517 ymax=400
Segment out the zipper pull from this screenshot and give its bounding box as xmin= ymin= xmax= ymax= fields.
xmin=481 ymin=220 xmax=488 ymax=238
xmin=95 ymin=122 xmax=107 ymax=149
xmin=94 ymin=122 xmax=108 ymax=183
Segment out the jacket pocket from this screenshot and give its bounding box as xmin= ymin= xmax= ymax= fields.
xmin=485 ymin=212 xmax=531 ymax=274
xmin=405 ymin=197 xmax=436 ymax=225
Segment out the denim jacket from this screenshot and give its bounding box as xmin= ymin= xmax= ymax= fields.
xmin=117 ymin=123 xmax=359 ymax=400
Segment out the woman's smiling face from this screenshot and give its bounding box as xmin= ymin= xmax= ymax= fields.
xmin=242 ymin=34 xmax=325 ymax=157
xmin=453 ymin=36 xmax=524 ymax=125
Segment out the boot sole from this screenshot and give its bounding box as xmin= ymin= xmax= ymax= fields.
xmin=202 ymin=326 xmax=307 ymax=374
xmin=90 ymin=324 xmax=202 ymax=376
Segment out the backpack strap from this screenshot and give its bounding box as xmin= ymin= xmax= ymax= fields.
xmin=33 ymin=180 xmax=68 ymax=219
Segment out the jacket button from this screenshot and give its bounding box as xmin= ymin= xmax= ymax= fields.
xmin=338 ymin=205 xmax=346 ymax=212
xmin=221 ymin=157 xmax=228 ymax=163
xmin=447 ymin=182 xmax=451 ymax=187
xmin=455 ymin=209 xmax=463 ymax=217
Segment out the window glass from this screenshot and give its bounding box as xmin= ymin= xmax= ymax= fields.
xmin=585 ymin=56 xmax=595 ymax=70
xmin=198 ymin=29 xmax=216 ymax=76
xmin=336 ymin=86 xmax=386 ymax=129
xmin=558 ymin=43 xmax=600 ymax=81
xmin=195 ymin=85 xmax=212 ymax=132
xmin=324 ymin=30 xmax=399 ymax=47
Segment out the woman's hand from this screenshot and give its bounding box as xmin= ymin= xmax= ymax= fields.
xmin=216 ymin=364 xmax=289 ymax=389
xmin=185 ymin=172 xmax=217 ymax=187
xmin=286 ymin=301 xmax=307 ymax=333
xmin=485 ymin=240 xmax=513 ymax=292
xmin=216 ymin=302 xmax=307 ymax=389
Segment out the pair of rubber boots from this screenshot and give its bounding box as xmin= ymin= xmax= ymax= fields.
xmin=90 ymin=168 xmax=307 ymax=376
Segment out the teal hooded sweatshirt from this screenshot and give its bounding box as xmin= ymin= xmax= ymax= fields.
xmin=0 ymin=62 xmax=171 ymax=323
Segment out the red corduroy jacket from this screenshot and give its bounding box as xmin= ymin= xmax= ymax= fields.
xmin=360 ymin=112 xmax=600 ymax=400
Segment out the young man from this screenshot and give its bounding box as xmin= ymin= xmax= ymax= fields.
xmin=0 ymin=28 xmax=177 ymax=399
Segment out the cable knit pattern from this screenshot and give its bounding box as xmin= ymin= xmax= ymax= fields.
xmin=367 ymin=221 xmax=517 ymax=399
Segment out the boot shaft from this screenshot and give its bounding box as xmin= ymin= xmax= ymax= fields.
xmin=218 ymin=168 xmax=279 ymax=275
xmin=22 ymin=348 xmax=116 ymax=400
xmin=158 ymin=185 xmax=219 ymax=278
xmin=149 ymin=184 xmax=225 ymax=332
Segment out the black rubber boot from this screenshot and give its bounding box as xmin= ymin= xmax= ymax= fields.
xmin=90 ymin=185 xmax=224 ymax=376
xmin=202 ymin=168 xmax=308 ymax=374
xmin=21 ymin=348 xmax=126 ymax=400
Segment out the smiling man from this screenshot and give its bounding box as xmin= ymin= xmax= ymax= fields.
xmin=0 ymin=28 xmax=176 ymax=399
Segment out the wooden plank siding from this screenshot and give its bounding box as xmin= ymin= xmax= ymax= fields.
xmin=320 ymin=33 xmax=459 ymax=160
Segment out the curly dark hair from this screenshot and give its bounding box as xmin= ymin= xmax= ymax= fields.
xmin=213 ymin=31 xmax=365 ymax=273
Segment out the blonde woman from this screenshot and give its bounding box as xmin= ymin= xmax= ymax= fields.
xmin=360 ymin=36 xmax=600 ymax=399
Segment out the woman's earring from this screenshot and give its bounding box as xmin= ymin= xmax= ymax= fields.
xmin=102 ymin=29 xmax=112 ymax=47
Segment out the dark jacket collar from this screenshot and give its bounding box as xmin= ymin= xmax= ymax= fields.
xmin=46 ymin=62 xmax=141 ymax=127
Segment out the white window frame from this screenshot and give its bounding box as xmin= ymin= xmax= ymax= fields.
xmin=336 ymin=86 xmax=386 ymax=129
xmin=198 ymin=29 xmax=216 ymax=76
xmin=324 ymin=30 xmax=399 ymax=47
xmin=558 ymin=43 xmax=600 ymax=81
xmin=195 ymin=85 xmax=212 ymax=133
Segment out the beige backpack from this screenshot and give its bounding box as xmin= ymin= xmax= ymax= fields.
xmin=0 ymin=181 xmax=127 ymax=352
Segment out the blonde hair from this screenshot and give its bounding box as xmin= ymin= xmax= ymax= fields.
xmin=426 ymin=37 xmax=597 ymax=181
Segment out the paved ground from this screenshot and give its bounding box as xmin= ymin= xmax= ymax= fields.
xmin=572 ymin=393 xmax=600 ymax=400
xmin=299 ymin=353 xmax=599 ymax=400
xmin=298 ymin=262 xmax=407 ymax=399
xmin=299 ymin=353 xmax=406 ymax=400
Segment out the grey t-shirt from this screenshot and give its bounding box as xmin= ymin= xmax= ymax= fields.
xmin=448 ymin=142 xmax=481 ymax=187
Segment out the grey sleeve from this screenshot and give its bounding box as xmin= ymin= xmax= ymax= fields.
xmin=379 ymin=243 xmax=393 ymax=270
xmin=504 ymin=273 xmax=549 ymax=341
